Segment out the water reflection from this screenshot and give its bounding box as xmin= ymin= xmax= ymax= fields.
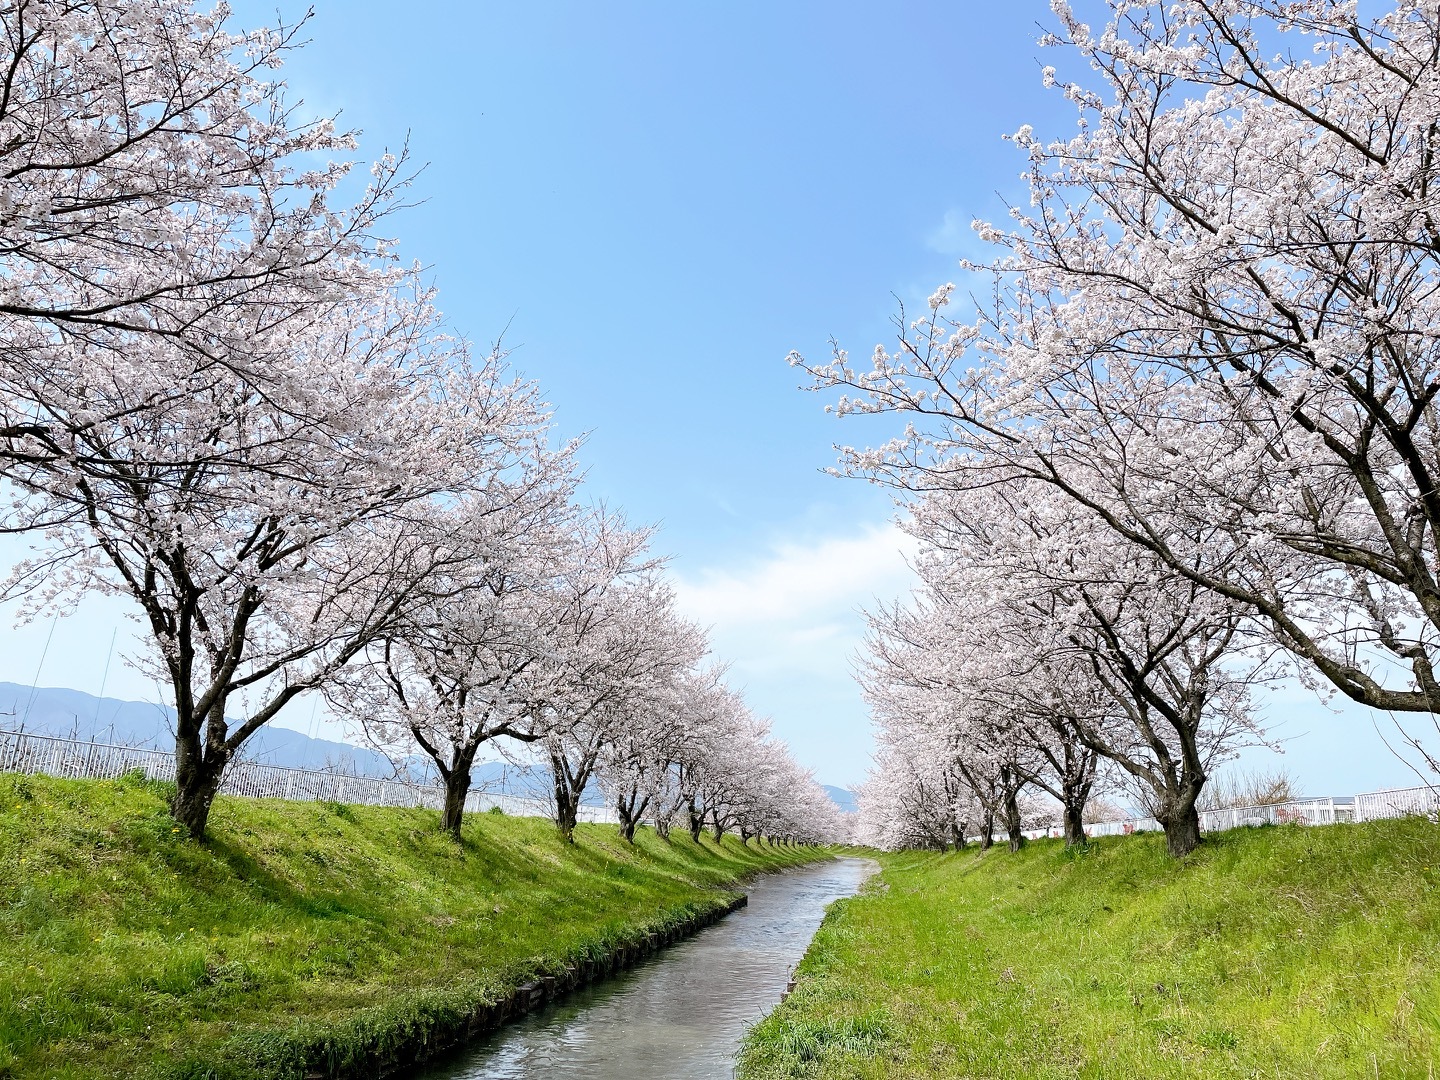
xmin=412 ymin=857 xmax=875 ymax=1080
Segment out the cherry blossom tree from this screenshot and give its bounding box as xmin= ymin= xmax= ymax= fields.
xmin=507 ymin=515 xmax=705 ymax=842
xmin=858 ymin=475 xmax=1271 ymax=856
xmin=853 ymin=744 xmax=964 ymax=853
xmin=645 ymin=673 xmax=749 ymax=840
xmin=862 ymin=568 xmax=1096 ymax=850
xmin=4 ymin=279 xmax=557 ymax=837
xmin=594 ymin=667 xmax=841 ymax=847
xmin=762 ymin=761 xmax=845 ymax=846
xmin=799 ymin=0 xmax=1440 ymax=781
xmin=0 ymin=1 xmax=412 ymax=489
xmin=678 ymin=707 xmax=772 ymax=843
xmin=327 ymin=478 xmax=578 ymax=838
xmin=597 ymin=666 xmax=721 ymax=843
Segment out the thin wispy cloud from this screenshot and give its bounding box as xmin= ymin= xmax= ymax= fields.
xmin=670 ymin=521 xmax=915 ymax=782
xmin=673 ymin=523 xmax=917 ymax=630
xmin=926 ymin=208 xmax=971 ymax=255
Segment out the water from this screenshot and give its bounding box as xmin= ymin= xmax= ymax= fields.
xmin=413 ymin=856 xmax=876 ymax=1080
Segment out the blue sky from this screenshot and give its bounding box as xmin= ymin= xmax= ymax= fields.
xmin=0 ymin=1 xmax=1426 ymax=795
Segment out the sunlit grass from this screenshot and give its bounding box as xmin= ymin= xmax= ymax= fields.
xmin=0 ymin=771 xmax=823 ymax=1079
xmin=739 ymin=822 xmax=1440 ymax=1079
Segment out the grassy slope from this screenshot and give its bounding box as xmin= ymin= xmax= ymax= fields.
xmin=740 ymin=821 xmax=1440 ymax=1079
xmin=0 ymin=772 xmax=824 ymax=1080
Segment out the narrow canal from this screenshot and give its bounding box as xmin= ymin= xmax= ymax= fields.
xmin=413 ymin=856 xmax=876 ymax=1080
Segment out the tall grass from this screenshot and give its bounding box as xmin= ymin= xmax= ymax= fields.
xmin=740 ymin=821 xmax=1440 ymax=1078
xmin=0 ymin=772 xmax=822 ymax=1079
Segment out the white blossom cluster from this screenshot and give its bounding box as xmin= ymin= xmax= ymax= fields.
xmin=804 ymin=0 xmax=1440 ymax=855
xmin=0 ymin=1 xmax=840 ymax=846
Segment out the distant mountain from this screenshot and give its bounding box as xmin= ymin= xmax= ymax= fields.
xmin=0 ymin=682 xmax=562 ymax=800
xmin=0 ymin=681 xmax=401 ymax=775
xmin=1 ymin=683 xmax=847 ymax=814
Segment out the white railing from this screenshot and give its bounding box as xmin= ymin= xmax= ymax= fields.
xmin=1354 ymin=785 xmax=1440 ymax=823
xmin=0 ymin=728 xmax=618 ymax=824
xmin=1074 ymin=788 xmax=1434 ymax=840
xmin=1085 ymin=816 xmax=1161 ymax=839
xmin=1200 ymin=797 xmax=1356 ymax=832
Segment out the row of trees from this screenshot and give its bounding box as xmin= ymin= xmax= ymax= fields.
xmin=0 ymin=1 xmax=839 ymax=845
xmin=335 ymin=506 xmax=841 ymax=844
xmin=810 ymin=0 xmax=1440 ymax=856
xmin=853 ymin=478 xmax=1271 ymax=856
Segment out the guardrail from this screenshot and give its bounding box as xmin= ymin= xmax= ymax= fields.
xmin=0 ymin=728 xmax=619 ymax=824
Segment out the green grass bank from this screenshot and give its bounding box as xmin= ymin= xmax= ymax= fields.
xmin=0 ymin=771 xmax=825 ymax=1080
xmin=739 ymin=821 xmax=1440 ymax=1079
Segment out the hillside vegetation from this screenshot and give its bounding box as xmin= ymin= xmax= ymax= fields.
xmin=0 ymin=772 xmax=823 ymax=1079
xmin=740 ymin=821 xmax=1440 ymax=1079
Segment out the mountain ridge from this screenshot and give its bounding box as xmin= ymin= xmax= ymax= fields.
xmin=0 ymin=683 xmax=857 ymax=813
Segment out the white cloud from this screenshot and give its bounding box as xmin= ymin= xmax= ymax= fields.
xmin=925 ymin=207 xmax=1010 ymax=273
xmin=670 ymin=523 xmax=917 ymax=785
xmin=926 ymin=208 xmax=970 ymax=255
xmin=672 ymin=523 xmax=917 ymax=629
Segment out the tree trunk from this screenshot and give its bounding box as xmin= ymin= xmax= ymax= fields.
xmin=948 ymin=819 xmax=967 ymax=851
xmin=554 ymin=772 xmax=580 ymax=843
xmin=979 ymin=810 xmax=995 ymax=850
xmin=440 ymin=769 xmax=472 ymax=839
xmin=1002 ymin=784 xmax=1026 ymax=853
xmin=687 ymin=799 xmax=704 ymax=842
xmin=1159 ymin=796 xmax=1203 ymax=858
xmin=710 ymin=809 xmax=724 ymax=842
xmin=617 ymin=796 xmax=637 ymax=843
xmin=1062 ymin=801 xmax=1088 ymax=849
xmin=1060 ymin=748 xmax=1096 ymax=849
xmin=172 ymin=724 xmax=228 ymax=839
xmin=556 ymin=796 xmax=579 ymax=843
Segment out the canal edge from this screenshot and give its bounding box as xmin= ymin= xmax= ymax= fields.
xmin=304 ymin=892 xmax=750 ymax=1080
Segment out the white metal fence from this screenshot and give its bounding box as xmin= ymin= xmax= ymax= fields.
xmin=1084 ymin=816 xmax=1161 ymax=839
xmin=1354 ymin=785 xmax=1440 ymax=823
xmin=0 ymin=728 xmax=619 ymax=824
xmin=995 ymin=790 xmax=1434 ymax=842
xmin=1071 ymin=788 xmax=1434 ymax=841
xmin=1199 ymin=796 xmax=1356 ymax=831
